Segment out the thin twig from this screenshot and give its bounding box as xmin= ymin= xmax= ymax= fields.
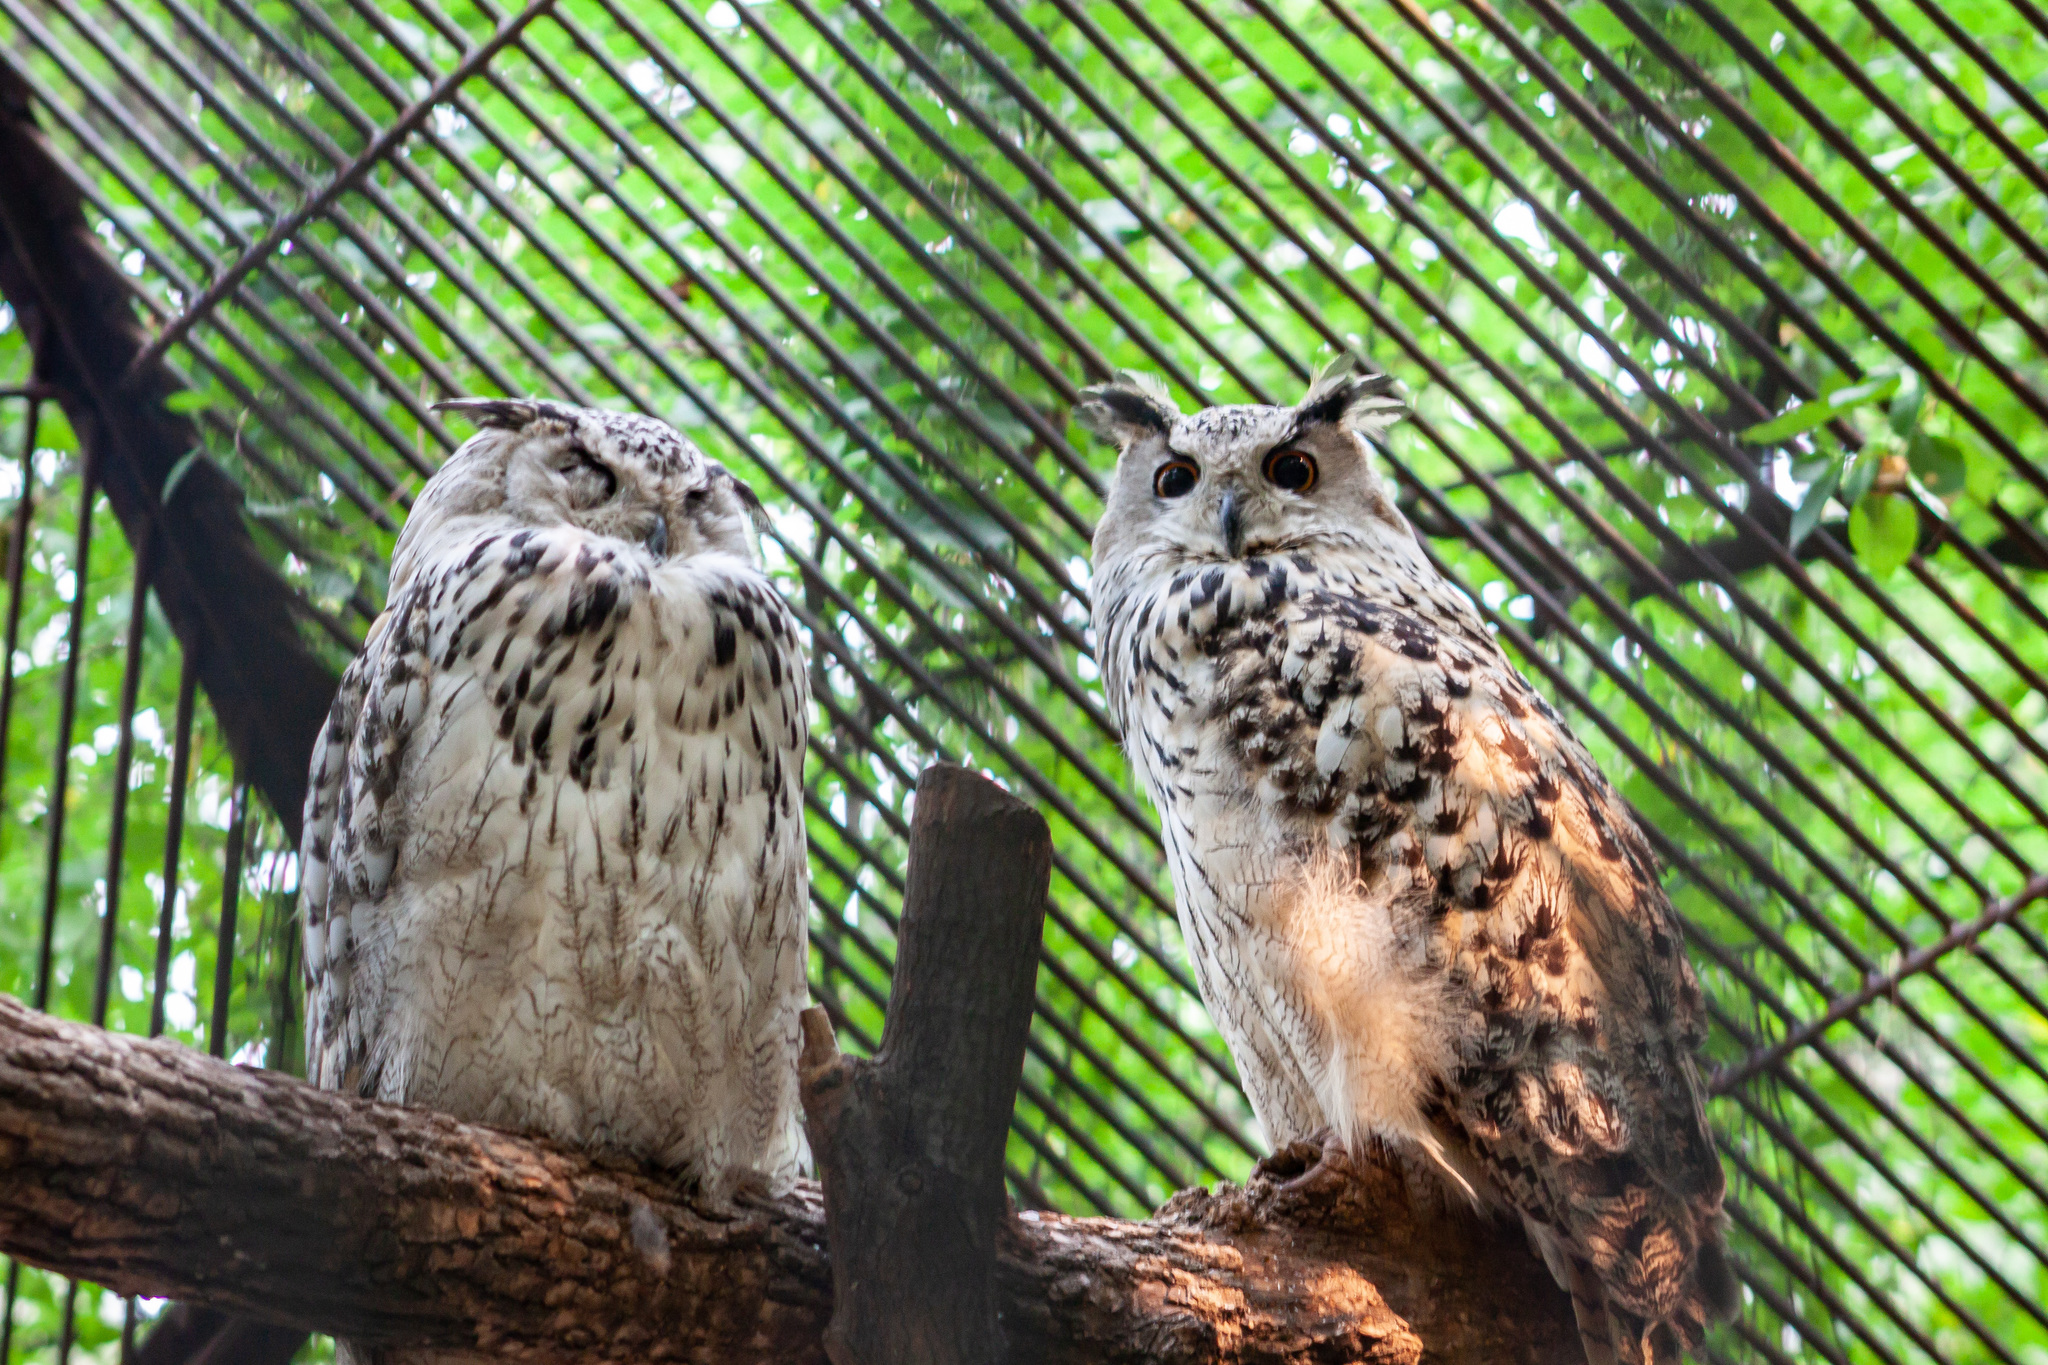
xmin=1712 ymin=872 xmax=2048 ymax=1095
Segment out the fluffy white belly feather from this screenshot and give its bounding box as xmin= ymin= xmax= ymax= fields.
xmin=1163 ymin=780 xmax=1460 ymax=1162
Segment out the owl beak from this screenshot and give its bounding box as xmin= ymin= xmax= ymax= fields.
xmin=1219 ymin=489 xmax=1245 ymax=559
xmin=646 ymin=513 xmax=669 ymax=559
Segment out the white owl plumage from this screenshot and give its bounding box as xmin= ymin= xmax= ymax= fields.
xmin=1083 ymin=362 xmax=1733 ymax=1365
xmin=300 ymin=400 xmax=809 ymax=1238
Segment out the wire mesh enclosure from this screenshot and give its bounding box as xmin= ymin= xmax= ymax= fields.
xmin=0 ymin=0 xmax=2044 ymax=1360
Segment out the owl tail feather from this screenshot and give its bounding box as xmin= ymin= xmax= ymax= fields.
xmin=1566 ymin=1258 xmax=1622 ymax=1365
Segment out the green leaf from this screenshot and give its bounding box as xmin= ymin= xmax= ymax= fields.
xmin=163 ymin=390 xmax=215 ymax=415
xmin=1887 ymin=374 xmax=1924 ymax=436
xmin=160 ymin=447 xmax=208 ymax=506
xmin=1740 ymin=400 xmax=1839 ymax=445
xmin=1847 ymin=494 xmax=1917 ymax=577
xmin=1839 ymin=450 xmax=1881 ymax=507
xmin=1906 ymin=327 xmax=1947 ymax=366
xmin=1623 ymin=771 xmax=1693 ymax=842
xmin=1789 ymin=456 xmax=1841 ymax=548
xmin=1907 ymin=432 xmax=1966 ymax=497
xmin=1739 ymin=376 xmax=1900 ymax=445
xmin=34 ymin=406 xmax=77 ymax=453
xmin=1961 ymin=443 xmax=2004 ymax=505
xmin=1822 ymin=375 xmax=1901 ymax=409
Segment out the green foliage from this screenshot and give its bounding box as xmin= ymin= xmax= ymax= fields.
xmin=0 ymin=0 xmax=2045 ymax=1360
xmin=0 ymin=402 xmax=298 ymax=1362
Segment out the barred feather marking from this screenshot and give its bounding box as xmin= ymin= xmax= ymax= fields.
xmin=302 ymin=404 xmax=811 ymax=1365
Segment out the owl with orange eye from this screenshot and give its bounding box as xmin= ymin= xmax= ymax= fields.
xmin=1081 ymin=360 xmax=1734 ymax=1365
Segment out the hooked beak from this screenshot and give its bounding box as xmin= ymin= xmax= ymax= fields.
xmin=1219 ymin=488 xmax=1245 ymax=559
xmin=646 ymin=512 xmax=669 ymax=559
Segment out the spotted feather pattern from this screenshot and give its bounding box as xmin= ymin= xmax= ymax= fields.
xmin=302 ymin=407 xmax=809 ymax=1234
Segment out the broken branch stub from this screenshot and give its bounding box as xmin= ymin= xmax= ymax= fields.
xmin=800 ymin=763 xmax=1053 ymax=1365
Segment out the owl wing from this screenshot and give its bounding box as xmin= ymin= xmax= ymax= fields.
xmin=300 ymin=581 xmax=432 ymax=1095
xmin=1432 ymin=682 xmax=1731 ymax=1361
xmin=1228 ymin=571 xmax=1729 ymax=1362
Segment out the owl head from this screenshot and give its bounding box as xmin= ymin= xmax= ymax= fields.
xmin=1080 ymin=358 xmax=1410 ymax=577
xmin=394 ymin=398 xmax=766 ymax=591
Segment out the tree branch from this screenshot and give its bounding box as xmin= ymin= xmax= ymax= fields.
xmin=1711 ymin=871 xmax=2048 ymax=1095
xmin=799 ymin=765 xmax=1051 ymax=1365
xmin=0 ymin=989 xmax=1581 ymax=1363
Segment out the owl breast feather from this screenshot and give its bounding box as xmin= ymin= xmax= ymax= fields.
xmin=1099 ymin=546 xmax=1730 ymax=1360
xmin=303 ymin=522 xmax=810 ymax=1188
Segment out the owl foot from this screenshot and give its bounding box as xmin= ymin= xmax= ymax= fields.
xmin=678 ymin=1165 xmax=783 ymax=1228
xmin=1257 ymin=1126 xmax=1352 ymax=1196
xmin=1250 ymin=1128 xmax=1393 ymax=1237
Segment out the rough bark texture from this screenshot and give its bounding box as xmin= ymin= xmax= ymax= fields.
xmin=0 ymin=992 xmax=833 ymax=1361
xmin=0 ymin=62 xmax=339 ymax=845
xmin=799 ymin=765 xmax=1052 ymax=1365
xmin=0 ymin=992 xmax=1581 ymax=1363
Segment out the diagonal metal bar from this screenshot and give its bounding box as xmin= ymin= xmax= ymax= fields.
xmin=124 ymin=0 xmax=554 ymax=379
xmin=10 ymin=1 xmax=2048 ymax=1351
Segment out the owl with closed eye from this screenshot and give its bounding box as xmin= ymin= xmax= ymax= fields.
xmin=1082 ymin=361 xmax=1734 ymax=1365
xmin=300 ymin=399 xmax=809 ymax=1359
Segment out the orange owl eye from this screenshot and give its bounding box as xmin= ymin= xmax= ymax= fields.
xmin=1263 ymin=448 xmax=1318 ymax=493
xmin=1154 ymin=460 xmax=1199 ymax=499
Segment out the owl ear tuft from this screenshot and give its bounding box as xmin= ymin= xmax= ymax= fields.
xmin=1074 ymin=371 xmax=1181 ymax=448
xmin=1296 ymin=355 xmax=1405 ymax=439
xmin=432 ymin=397 xmax=545 ymax=431
xmin=715 ymin=466 xmax=772 ymax=535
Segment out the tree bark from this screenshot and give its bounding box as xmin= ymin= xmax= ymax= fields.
xmin=0 ymin=989 xmax=1580 ymax=1364
xmin=799 ymin=765 xmax=1052 ymax=1365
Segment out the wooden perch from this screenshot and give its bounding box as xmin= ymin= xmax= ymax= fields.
xmin=0 ymin=991 xmax=1579 ymax=1363
xmin=0 ymin=771 xmax=1582 ymax=1364
xmin=799 ymin=764 xmax=1053 ymax=1364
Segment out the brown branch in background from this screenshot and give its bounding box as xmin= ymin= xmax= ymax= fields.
xmin=0 ymin=60 xmax=342 ymax=1365
xmin=0 ymin=62 xmax=339 ymax=843
xmin=1712 ymin=872 xmax=2048 ymax=1095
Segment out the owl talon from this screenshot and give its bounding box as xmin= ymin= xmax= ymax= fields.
xmin=1258 ymin=1128 xmax=1351 ymax=1194
xmin=682 ymin=1165 xmax=778 ymax=1225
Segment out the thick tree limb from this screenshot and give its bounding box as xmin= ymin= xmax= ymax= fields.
xmin=799 ymin=765 xmax=1052 ymax=1365
xmin=0 ymin=991 xmax=1581 ymax=1363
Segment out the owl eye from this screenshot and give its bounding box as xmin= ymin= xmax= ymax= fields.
xmin=1154 ymin=461 xmax=1199 ymax=499
xmin=556 ymin=450 xmax=618 ymax=509
xmin=1263 ymin=448 xmax=1318 ymax=493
